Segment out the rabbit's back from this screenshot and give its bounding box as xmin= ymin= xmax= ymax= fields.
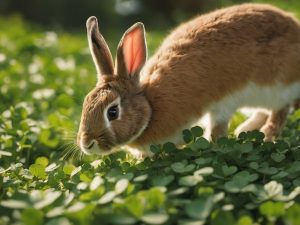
xmin=141 ymin=3 xmax=300 ymax=107
xmin=142 ymin=3 xmax=300 ymax=86
xmin=135 ymin=4 xmax=300 ymax=146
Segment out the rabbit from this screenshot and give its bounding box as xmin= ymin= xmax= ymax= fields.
xmin=77 ymin=3 xmax=300 ymax=155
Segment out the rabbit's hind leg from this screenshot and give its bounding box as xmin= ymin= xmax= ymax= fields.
xmin=260 ymin=106 xmax=289 ymax=142
xmin=234 ymin=110 xmax=269 ymax=137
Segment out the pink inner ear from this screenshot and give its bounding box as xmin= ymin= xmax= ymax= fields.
xmin=123 ymin=28 xmax=145 ymax=74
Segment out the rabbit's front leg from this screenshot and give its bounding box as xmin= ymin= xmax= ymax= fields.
xmin=208 ymin=111 xmax=231 ymax=142
xmin=211 ymin=122 xmax=228 ymax=141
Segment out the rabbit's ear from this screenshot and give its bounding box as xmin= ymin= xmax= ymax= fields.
xmin=86 ymin=16 xmax=114 ymax=76
xmin=115 ymin=22 xmax=147 ymax=78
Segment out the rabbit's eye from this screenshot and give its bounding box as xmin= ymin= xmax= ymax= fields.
xmin=107 ymin=105 xmax=119 ymax=121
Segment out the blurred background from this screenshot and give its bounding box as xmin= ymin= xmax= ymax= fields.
xmin=1 ymin=0 xmax=300 ymax=30
xmin=0 ymin=0 xmax=299 ymax=161
xmin=0 ymin=0 xmax=251 ymax=29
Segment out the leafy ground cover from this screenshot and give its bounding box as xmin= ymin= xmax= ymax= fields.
xmin=1 ymin=1 xmax=300 ymax=224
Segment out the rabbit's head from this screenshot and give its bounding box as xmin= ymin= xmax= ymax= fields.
xmin=77 ymin=17 xmax=151 ymax=155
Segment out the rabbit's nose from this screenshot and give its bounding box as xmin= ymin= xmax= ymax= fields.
xmin=80 ymin=136 xmax=95 ymax=149
xmin=83 ymin=140 xmax=95 ymax=149
xmin=80 ymin=139 xmax=99 ymax=155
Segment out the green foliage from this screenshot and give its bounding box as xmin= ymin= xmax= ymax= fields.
xmin=1 ymin=2 xmax=300 ymax=224
xmin=2 ymin=119 xmax=300 ymax=225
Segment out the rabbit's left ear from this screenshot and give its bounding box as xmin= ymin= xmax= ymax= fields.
xmin=115 ymin=22 xmax=147 ymax=78
xmin=86 ymin=16 xmax=114 ymax=76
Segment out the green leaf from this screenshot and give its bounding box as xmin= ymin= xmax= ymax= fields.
xmin=65 ymin=202 xmax=86 ymax=213
xmin=258 ymin=166 xmax=278 ymax=175
xmin=211 ymin=210 xmax=235 ymax=225
xmin=98 ymin=191 xmax=116 ymax=205
xmin=195 ymin=158 xmax=212 ymax=165
xmin=35 ymin=157 xmax=49 ymax=167
xmin=237 ymin=216 xmax=253 ymax=225
xmin=45 ymin=218 xmax=72 ymax=225
xmin=163 ymin=142 xmax=177 ymax=152
xmin=240 ymin=142 xmax=253 ymax=153
xmin=271 ymin=152 xmax=285 ymax=162
xmin=21 ymin=208 xmax=43 ymax=225
xmin=191 ymin=126 xmax=203 ymax=138
xmin=224 ymin=171 xmax=258 ymax=193
xmin=222 ymin=165 xmax=238 ymax=177
xmin=178 ymin=219 xmax=205 ymax=225
xmin=183 ymin=129 xmax=193 ymax=143
xmin=194 ymin=167 xmax=214 ymax=176
xmin=293 ymin=179 xmax=300 ymax=186
xmin=271 ymin=171 xmax=288 ymax=180
xmin=150 ymin=144 xmax=161 ymax=154
xmin=185 ymin=196 xmax=214 ymax=220
xmin=141 ymin=213 xmax=169 ymax=225
xmin=55 ymin=94 xmax=74 ymax=108
xmin=168 ymin=187 xmax=189 ymax=196
xmin=63 ymin=164 xmax=76 ymax=175
xmin=34 ymin=191 xmax=62 ymax=209
xmin=146 ymin=188 xmax=166 ymax=209
xmin=1 ymin=199 xmax=29 ymax=209
xmin=224 ymin=181 xmax=244 ymax=193
xmin=235 ymin=171 xmax=258 ymax=183
xmin=171 ymin=161 xmax=195 ymax=173
xmin=191 ymin=137 xmax=211 ymax=151
xmin=115 ymin=179 xmax=129 ymax=194
xmin=151 ymin=175 xmax=174 ymax=186
xmin=29 ymin=164 xmax=46 ymax=179
xmin=46 ymin=206 xmax=65 ymax=218
xmin=71 ymin=166 xmax=82 ymax=177
xmin=285 ymin=203 xmax=300 ymax=225
xmin=179 ymin=175 xmax=203 ymax=186
xmin=38 ymin=129 xmax=59 ymax=148
xmin=45 ymin=163 xmax=59 ymax=172
xmin=249 ymin=162 xmax=259 ymax=170
xmin=90 ymin=176 xmax=104 ymax=191
xmin=109 ymin=214 xmax=137 ymax=225
xmin=133 ymin=174 xmax=148 ymax=182
xmin=125 ymin=195 xmax=144 ymax=218
xmin=0 ymin=150 xmax=12 ymax=156
xmin=65 ymin=203 xmax=95 ymax=224
xmin=259 ymin=201 xmax=285 ymax=220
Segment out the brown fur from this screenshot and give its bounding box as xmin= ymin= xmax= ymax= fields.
xmin=78 ymin=75 xmax=151 ymax=150
xmin=78 ymin=3 xmax=300 ymax=154
xmin=86 ymin=17 xmax=114 ymax=75
xmin=133 ymin=3 xmax=300 ymax=146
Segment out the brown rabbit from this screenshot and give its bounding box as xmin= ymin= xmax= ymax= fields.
xmin=77 ymin=3 xmax=300 ymax=155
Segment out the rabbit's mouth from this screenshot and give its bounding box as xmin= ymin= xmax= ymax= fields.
xmin=80 ymin=139 xmax=99 ymax=155
xmin=79 ymin=138 xmax=115 ymax=155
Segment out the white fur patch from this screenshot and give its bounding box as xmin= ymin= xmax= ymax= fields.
xmin=208 ymin=82 xmax=300 ymax=124
xmin=156 ymin=81 xmax=300 ymax=144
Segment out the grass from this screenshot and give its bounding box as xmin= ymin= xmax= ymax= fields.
xmin=1 ymin=1 xmax=300 ymax=224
